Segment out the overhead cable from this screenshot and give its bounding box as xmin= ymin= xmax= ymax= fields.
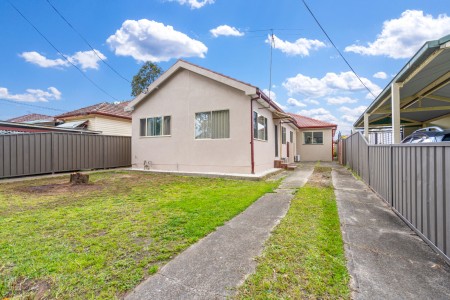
xmin=7 ymin=0 xmax=120 ymax=102
xmin=301 ymin=0 xmax=377 ymax=98
xmin=45 ymin=0 xmax=131 ymax=84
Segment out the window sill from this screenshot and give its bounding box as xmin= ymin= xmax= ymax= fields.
xmin=303 ymin=143 xmax=324 ymax=145
xmin=140 ymin=135 xmax=171 ymax=138
xmin=254 ymin=138 xmax=268 ymax=142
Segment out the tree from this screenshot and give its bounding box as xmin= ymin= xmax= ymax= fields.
xmin=131 ymin=62 xmax=163 ymax=97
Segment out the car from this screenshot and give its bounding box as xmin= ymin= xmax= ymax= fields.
xmin=401 ymin=127 xmax=450 ymax=143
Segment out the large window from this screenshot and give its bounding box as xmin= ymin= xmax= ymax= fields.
xmin=195 ymin=110 xmax=229 ymax=139
xmin=304 ymin=131 xmax=323 ymax=144
xmin=282 ymin=127 xmax=286 ymax=144
xmin=253 ymin=111 xmax=268 ymax=141
xmin=140 ymin=116 xmax=171 ymax=137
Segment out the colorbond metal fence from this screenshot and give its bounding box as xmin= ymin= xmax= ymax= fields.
xmin=339 ymin=132 xmax=450 ymax=264
xmin=0 ymin=133 xmax=131 ymax=179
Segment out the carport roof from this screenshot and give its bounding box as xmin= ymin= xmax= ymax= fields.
xmin=354 ymin=34 xmax=450 ymax=128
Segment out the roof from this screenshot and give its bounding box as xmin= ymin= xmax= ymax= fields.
xmin=126 ymin=60 xmax=258 ymax=111
xmin=56 ymin=120 xmax=88 ymax=129
xmin=56 ymin=101 xmax=131 ymax=120
xmin=7 ymin=113 xmax=54 ymax=123
xmin=354 ymin=34 xmax=450 ymax=128
xmin=287 ymin=113 xmax=337 ymax=129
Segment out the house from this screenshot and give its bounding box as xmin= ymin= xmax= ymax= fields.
xmin=288 ymin=113 xmax=337 ymax=161
xmin=55 ymin=101 xmax=132 ymax=136
xmin=0 ymin=120 xmax=100 ymax=135
xmin=126 ymin=60 xmax=336 ymax=174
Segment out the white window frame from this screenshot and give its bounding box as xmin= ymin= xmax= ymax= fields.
xmin=282 ymin=127 xmax=286 ymax=144
xmin=139 ymin=115 xmax=171 ymax=137
xmin=253 ymin=111 xmax=268 ymax=141
xmin=304 ymin=131 xmax=323 ymax=145
xmin=194 ymin=109 xmax=230 ymax=140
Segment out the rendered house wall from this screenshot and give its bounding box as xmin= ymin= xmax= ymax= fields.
xmin=131 ymin=69 xmax=254 ymax=174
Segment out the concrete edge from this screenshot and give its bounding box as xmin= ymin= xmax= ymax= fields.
xmin=126 ymin=168 xmax=285 ymax=181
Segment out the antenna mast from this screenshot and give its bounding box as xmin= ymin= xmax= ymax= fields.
xmin=268 ymin=29 xmax=275 ymax=100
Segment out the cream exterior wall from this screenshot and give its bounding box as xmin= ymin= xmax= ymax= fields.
xmin=132 ymin=69 xmax=253 ymax=174
xmin=60 ymin=115 xmax=131 ymax=136
xmin=296 ymin=128 xmax=333 ymax=161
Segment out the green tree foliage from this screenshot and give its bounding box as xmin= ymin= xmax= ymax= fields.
xmin=131 ymin=62 xmax=163 ymax=97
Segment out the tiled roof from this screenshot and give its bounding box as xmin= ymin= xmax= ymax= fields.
xmin=56 ymin=101 xmax=131 ymax=120
xmin=288 ymin=113 xmax=337 ymax=129
xmin=7 ymin=113 xmax=54 ymax=123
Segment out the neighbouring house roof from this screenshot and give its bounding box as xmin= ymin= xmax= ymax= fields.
xmin=56 ymin=120 xmax=88 ymax=129
xmin=288 ymin=113 xmax=337 ymax=129
xmin=56 ymin=101 xmax=131 ymax=120
xmin=7 ymin=113 xmax=55 ymax=123
xmin=0 ymin=121 xmax=100 ymax=134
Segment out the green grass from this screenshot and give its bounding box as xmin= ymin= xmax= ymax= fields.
xmin=0 ymin=171 xmax=278 ymax=299
xmin=236 ymin=167 xmax=350 ymax=299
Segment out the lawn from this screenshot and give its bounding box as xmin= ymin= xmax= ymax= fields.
xmin=236 ymin=166 xmax=350 ymax=299
xmin=0 ymin=171 xmax=278 ymax=299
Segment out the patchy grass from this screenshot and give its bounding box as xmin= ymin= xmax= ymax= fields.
xmin=236 ymin=167 xmax=350 ymax=299
xmin=0 ymin=171 xmax=278 ymax=299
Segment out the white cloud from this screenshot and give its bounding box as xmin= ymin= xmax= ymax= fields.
xmin=305 ymin=99 xmax=319 ymax=105
xmin=20 ymin=50 xmax=106 ymax=70
xmin=210 ymin=25 xmax=244 ymax=37
xmin=283 ymin=71 xmax=381 ymax=98
xmin=20 ymin=52 xmax=67 ymax=68
xmin=268 ymin=34 xmax=326 ymax=56
xmin=106 ymin=19 xmax=208 ymax=62
xmin=327 ymin=96 xmax=358 ymax=105
xmin=68 ymin=50 xmax=106 ymax=70
xmin=0 ymin=86 xmax=61 ymax=102
xmin=345 ymin=10 xmax=450 ymax=59
xmin=169 ymin=0 xmax=214 ymax=9
xmin=339 ymin=105 xmax=367 ymax=123
xmin=297 ymin=108 xmax=338 ymax=124
xmin=373 ymin=71 xmax=387 ymax=79
xmin=287 ymin=97 xmax=306 ymax=108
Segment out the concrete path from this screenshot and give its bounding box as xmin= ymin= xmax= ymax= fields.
xmin=332 ymin=164 xmax=450 ymax=300
xmin=125 ymin=163 xmax=314 ymax=300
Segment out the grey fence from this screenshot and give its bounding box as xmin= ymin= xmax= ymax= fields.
xmin=0 ymin=133 xmax=131 ymax=179
xmin=340 ymin=132 xmax=450 ymax=264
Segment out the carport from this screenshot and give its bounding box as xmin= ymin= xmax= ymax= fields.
xmin=354 ymin=34 xmax=450 ymax=143
xmin=341 ymin=34 xmax=450 ymax=265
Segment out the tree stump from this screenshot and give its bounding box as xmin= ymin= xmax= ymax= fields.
xmin=69 ymin=172 xmax=89 ymax=185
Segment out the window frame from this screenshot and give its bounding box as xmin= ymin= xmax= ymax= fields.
xmin=282 ymin=127 xmax=286 ymax=144
xmin=303 ymin=131 xmax=324 ymax=145
xmin=253 ymin=111 xmax=268 ymax=141
xmin=289 ymin=131 xmax=294 ymax=143
xmin=139 ymin=115 xmax=171 ymax=137
xmin=194 ymin=109 xmax=230 ymax=140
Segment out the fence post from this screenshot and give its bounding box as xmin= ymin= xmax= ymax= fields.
xmin=51 ymin=132 xmax=55 ymax=174
xmin=390 ymin=145 xmax=394 ymax=206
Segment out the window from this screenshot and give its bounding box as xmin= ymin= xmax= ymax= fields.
xmin=282 ymin=127 xmax=286 ymax=144
xmin=290 ymin=131 xmax=294 ymax=143
xmin=195 ymin=110 xmax=229 ymax=139
xmin=139 ymin=116 xmax=171 ymax=137
xmin=253 ymin=111 xmax=268 ymax=141
xmin=304 ymin=131 xmax=323 ymax=144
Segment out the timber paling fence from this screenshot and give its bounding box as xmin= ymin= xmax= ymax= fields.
xmin=339 ymin=132 xmax=450 ymax=264
xmin=0 ymin=133 xmax=131 ymax=179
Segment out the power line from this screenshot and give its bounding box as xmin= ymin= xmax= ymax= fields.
xmin=45 ymin=0 xmax=131 ymax=84
xmin=0 ymin=98 xmax=67 ymax=113
xmin=7 ymin=0 xmax=120 ymax=102
xmin=301 ymin=0 xmax=377 ymax=98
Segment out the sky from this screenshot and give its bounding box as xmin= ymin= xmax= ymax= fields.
xmin=0 ymin=0 xmax=449 ymax=133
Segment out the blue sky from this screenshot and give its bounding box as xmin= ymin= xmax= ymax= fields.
xmin=0 ymin=0 xmax=449 ymax=133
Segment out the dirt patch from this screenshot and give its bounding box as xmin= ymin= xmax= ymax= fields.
xmin=308 ymin=167 xmax=332 ymax=188
xmin=7 ymin=277 xmax=52 ymax=299
xmin=18 ymin=183 xmax=102 ymax=194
